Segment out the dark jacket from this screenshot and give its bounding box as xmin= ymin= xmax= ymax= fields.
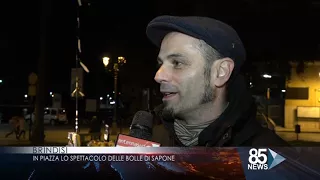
xmin=152 ymin=75 xmax=289 ymax=147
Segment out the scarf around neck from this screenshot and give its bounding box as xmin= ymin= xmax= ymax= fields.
xmin=174 ymin=102 xmax=229 ymax=146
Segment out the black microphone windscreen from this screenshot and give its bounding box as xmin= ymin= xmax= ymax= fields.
xmin=131 ymin=111 xmax=153 ymax=129
xmin=129 ymin=111 xmax=153 ymax=140
xmin=129 ymin=129 xmax=152 ymax=141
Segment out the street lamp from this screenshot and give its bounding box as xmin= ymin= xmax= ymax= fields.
xmin=102 ymin=57 xmax=110 ymax=67
xmin=102 ymin=56 xmax=126 ymax=135
xmin=262 ymin=74 xmax=272 ymax=78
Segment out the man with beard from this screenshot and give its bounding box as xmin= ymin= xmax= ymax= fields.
xmin=146 ymin=16 xmax=288 ymax=147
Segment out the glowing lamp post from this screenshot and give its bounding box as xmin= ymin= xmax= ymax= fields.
xmin=102 ymin=57 xmax=110 ymax=68
xmin=102 ymin=56 xmax=126 ymax=135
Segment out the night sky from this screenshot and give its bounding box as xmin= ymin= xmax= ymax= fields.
xmin=0 ymin=0 xmax=319 ymax=103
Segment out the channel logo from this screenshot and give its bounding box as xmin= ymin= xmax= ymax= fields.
xmin=248 ymin=148 xmax=286 ymax=170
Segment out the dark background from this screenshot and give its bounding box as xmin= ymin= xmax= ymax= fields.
xmin=0 ymin=0 xmax=319 ymax=108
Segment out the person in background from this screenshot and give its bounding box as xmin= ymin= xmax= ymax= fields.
xmin=5 ymin=116 xmax=25 ymax=139
xmin=17 ymin=116 xmax=26 ymax=140
xmin=5 ymin=116 xmax=19 ymax=139
xmin=88 ymin=116 xmax=101 ymax=140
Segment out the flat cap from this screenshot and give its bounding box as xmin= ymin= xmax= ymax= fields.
xmin=146 ymin=16 xmax=246 ymax=73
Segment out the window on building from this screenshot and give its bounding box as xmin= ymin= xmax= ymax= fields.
xmin=285 ymin=87 xmax=309 ymax=100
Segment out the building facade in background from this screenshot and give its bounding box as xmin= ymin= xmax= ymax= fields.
xmin=285 ymin=61 xmax=320 ymax=131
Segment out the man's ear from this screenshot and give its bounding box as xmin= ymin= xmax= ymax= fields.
xmin=211 ymin=58 xmax=234 ymax=87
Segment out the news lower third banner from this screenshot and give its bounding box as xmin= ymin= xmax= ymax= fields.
xmin=0 ymin=147 xmax=320 ymax=180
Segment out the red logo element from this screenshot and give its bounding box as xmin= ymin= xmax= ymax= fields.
xmin=116 ymin=134 xmax=161 ymax=147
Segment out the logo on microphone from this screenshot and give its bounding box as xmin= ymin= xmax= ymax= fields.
xmin=116 ymin=134 xmax=161 ymax=147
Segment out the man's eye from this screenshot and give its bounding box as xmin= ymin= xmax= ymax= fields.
xmin=173 ymin=61 xmax=182 ymax=68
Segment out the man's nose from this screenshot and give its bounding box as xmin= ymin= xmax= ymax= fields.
xmin=154 ymin=65 xmax=170 ymax=83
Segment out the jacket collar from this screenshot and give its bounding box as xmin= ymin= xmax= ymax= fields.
xmin=198 ymin=100 xmax=259 ymax=146
xmin=159 ymin=100 xmax=260 ymax=147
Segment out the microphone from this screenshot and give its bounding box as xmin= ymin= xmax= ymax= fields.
xmin=129 ymin=111 xmax=153 ymax=140
xmin=115 ymin=111 xmax=161 ymax=147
